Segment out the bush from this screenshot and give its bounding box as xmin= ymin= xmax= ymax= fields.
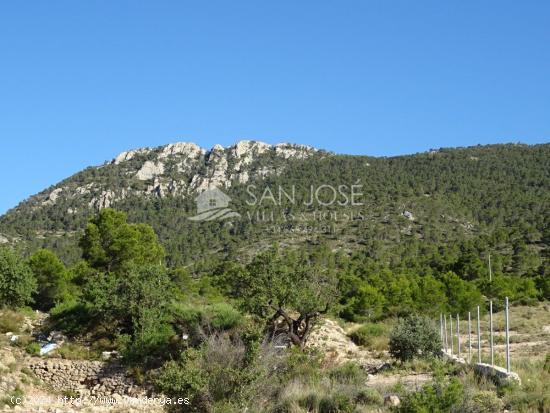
xmin=0 ymin=247 xmax=36 ymax=309
xmin=389 ymin=315 xmax=440 ymax=362
xmin=25 ymin=342 xmax=40 ymax=356
xmin=355 ymin=388 xmax=383 ymax=406
xmin=328 ymin=362 xmax=366 ymax=384
xmin=349 ymin=323 xmax=385 ymax=347
xmin=467 ymin=391 xmax=504 ymax=413
xmin=398 ymin=377 xmax=464 ymax=412
xmin=0 ymin=310 xmax=24 ymax=333
xmin=205 ymin=303 xmax=242 ymax=330
xmin=156 ymin=334 xmax=257 ymax=412
xmin=155 ymin=348 xmax=210 ymax=412
xmin=56 ymin=342 xmax=98 ymax=360
xmin=318 ymin=394 xmax=354 ymax=413
xmin=27 ymin=249 xmax=70 ymax=311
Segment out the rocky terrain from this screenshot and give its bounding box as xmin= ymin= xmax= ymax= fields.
xmin=15 ymin=140 xmax=319 ymax=212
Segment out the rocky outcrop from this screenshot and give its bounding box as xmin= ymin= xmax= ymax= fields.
xmin=42 ymin=188 xmax=63 ymax=206
xmin=28 ymin=358 xmax=150 ymax=397
xmin=113 ymin=148 xmax=150 ymax=165
xmin=135 ymin=161 xmax=165 ymax=180
xmin=29 ymin=140 xmax=321 ymax=210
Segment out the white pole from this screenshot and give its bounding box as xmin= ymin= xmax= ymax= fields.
xmin=477 ymin=305 xmax=481 ymax=363
xmin=505 ymin=297 xmax=511 ymax=373
xmin=490 ymin=301 xmax=494 ymax=366
xmin=468 ymin=311 xmax=472 ymax=362
xmin=457 ymin=313 xmax=461 ymax=358
xmin=444 ymin=315 xmax=448 ymax=353
xmin=439 ymin=313 xmax=445 ymax=347
xmin=450 ymin=314 xmax=454 ymax=354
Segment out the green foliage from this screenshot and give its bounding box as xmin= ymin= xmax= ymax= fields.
xmin=24 ymin=341 xmax=40 ymax=356
xmin=389 ymin=315 xmax=441 ymax=362
xmin=349 ymin=323 xmax=385 ymax=347
xmin=338 ymin=276 xmax=385 ymax=321
xmin=355 ymin=388 xmax=383 ymax=406
xmin=0 ymin=246 xmax=36 ymax=308
xmin=479 ymin=275 xmax=539 ymax=306
xmin=441 ymin=271 xmax=483 ymax=314
xmin=327 ymin=362 xmax=366 ymax=384
xmin=204 ymin=303 xmax=242 ymax=331
xmin=28 ymin=249 xmax=70 ymax=310
xmin=156 ymin=335 xmax=259 ymax=412
xmin=0 ymin=310 xmax=24 ymax=333
xmin=467 ymin=391 xmax=504 ymax=413
xmin=79 ymin=208 xmax=165 ymax=272
xmin=83 ymin=264 xmax=176 ymax=363
xmin=398 ymin=377 xmax=464 ymax=412
xmin=227 ymin=247 xmax=338 ymax=346
xmin=156 ymin=348 xmax=210 ymax=412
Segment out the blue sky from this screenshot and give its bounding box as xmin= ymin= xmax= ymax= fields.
xmin=1 ymin=1 xmax=549 ymax=214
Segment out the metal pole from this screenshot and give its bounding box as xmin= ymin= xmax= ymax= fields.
xmin=490 ymin=301 xmax=494 ymax=366
xmin=457 ymin=313 xmax=461 ymax=358
xmin=450 ymin=314 xmax=454 ymax=354
xmin=468 ymin=311 xmax=472 ymax=362
xmin=477 ymin=305 xmax=481 ymax=363
xmin=444 ymin=315 xmax=448 ymax=353
xmin=505 ymin=297 xmax=510 ymax=373
xmin=439 ymin=313 xmax=445 ymax=347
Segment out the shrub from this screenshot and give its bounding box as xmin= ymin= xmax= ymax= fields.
xmin=25 ymin=342 xmax=40 ymax=356
xmin=318 ymin=394 xmax=354 ymax=413
xmin=56 ymin=342 xmax=97 ymax=360
xmin=350 ymin=323 xmax=385 ymax=347
xmin=328 ymin=362 xmax=366 ymax=384
xmin=398 ymin=377 xmax=464 ymax=412
xmin=467 ymin=391 xmax=504 ymax=413
xmin=27 ymin=249 xmax=69 ymax=311
xmin=355 ymin=388 xmax=383 ymax=406
xmin=0 ymin=310 xmax=24 ymax=333
xmin=389 ymin=315 xmax=440 ymax=362
xmin=205 ymin=303 xmax=242 ymax=330
xmin=156 ymin=348 xmax=210 ymax=412
xmin=0 ymin=247 xmax=36 ymax=309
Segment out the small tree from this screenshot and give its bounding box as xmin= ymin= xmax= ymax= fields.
xmin=389 ymin=314 xmax=440 ymax=362
xmin=0 ymin=246 xmax=36 ymax=308
xmin=79 ymin=208 xmax=165 ymax=273
xmin=28 ymin=249 xmax=68 ymax=310
xmin=230 ymin=248 xmax=338 ymax=347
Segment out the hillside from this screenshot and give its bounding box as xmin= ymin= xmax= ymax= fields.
xmin=0 ymin=141 xmax=548 ymax=272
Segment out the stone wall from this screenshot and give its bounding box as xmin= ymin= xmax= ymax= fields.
xmin=442 ymin=350 xmax=521 ymax=385
xmin=28 ymin=358 xmax=150 ymax=397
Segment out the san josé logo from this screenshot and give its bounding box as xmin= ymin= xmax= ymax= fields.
xmin=188 ymin=186 xmax=241 ymax=222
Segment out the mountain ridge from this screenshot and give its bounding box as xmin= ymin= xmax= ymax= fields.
xmin=0 ymin=141 xmax=548 ymax=269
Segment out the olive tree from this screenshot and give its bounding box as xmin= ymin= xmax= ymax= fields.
xmin=228 ymin=248 xmax=338 ymax=347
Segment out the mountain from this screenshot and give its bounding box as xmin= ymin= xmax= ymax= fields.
xmin=0 ymin=141 xmax=549 ymax=271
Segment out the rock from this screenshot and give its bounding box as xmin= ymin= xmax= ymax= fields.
xmin=384 ymin=394 xmax=401 ymax=407
xmin=158 ymin=142 xmax=204 ymax=159
xmin=135 ymin=161 xmax=165 ymax=180
xmin=42 ymin=188 xmax=63 ymax=206
xmin=88 ymin=190 xmax=116 ymax=209
xmin=112 ymin=148 xmax=150 ymax=164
